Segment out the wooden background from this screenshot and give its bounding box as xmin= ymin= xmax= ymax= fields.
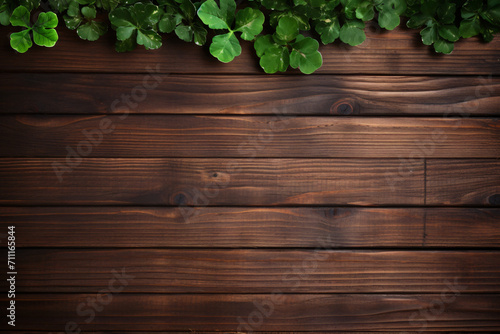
xmin=0 ymin=23 xmax=500 ymax=332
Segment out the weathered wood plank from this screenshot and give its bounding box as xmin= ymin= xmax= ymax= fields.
xmin=427 ymin=160 xmax=500 ymax=206
xmin=1 ymin=26 xmax=499 ymax=74
xmin=0 ymin=207 xmax=424 ymax=247
xmin=0 ymin=158 xmax=424 ymax=206
xmin=3 ymin=294 xmax=499 ymax=331
xmin=1 ymin=207 xmax=499 ymax=248
xmin=1 ymin=116 xmax=498 ymax=158
xmin=1 ymin=74 xmax=498 ymax=116
xmin=4 ymin=249 xmax=499 ymax=293
xmin=425 ymin=208 xmax=500 ymax=247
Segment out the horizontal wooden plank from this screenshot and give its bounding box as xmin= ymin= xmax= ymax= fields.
xmin=1 ymin=74 xmax=499 ymax=116
xmin=3 ymin=249 xmax=499 ymax=293
xmin=427 ymin=160 xmax=500 ymax=206
xmin=0 ymin=158 xmax=424 ymax=206
xmin=3 ymin=294 xmax=499 ymax=331
xmin=1 ymin=116 xmax=498 ymax=158
xmin=425 ymin=208 xmax=500 ymax=247
xmin=1 ymin=207 xmax=499 ymax=248
xmin=1 ymin=26 xmax=500 ymax=74
xmin=0 ymin=207 xmax=424 ymax=247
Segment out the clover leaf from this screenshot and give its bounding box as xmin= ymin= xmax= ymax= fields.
xmin=64 ymin=0 xmax=108 ymax=41
xmin=254 ymin=15 xmax=322 ymax=75
xmin=198 ymin=0 xmax=264 ymax=63
xmin=158 ymin=0 xmax=206 ymax=45
xmin=340 ymin=19 xmax=365 ymax=45
xmin=9 ymin=5 xmax=58 ymax=53
xmin=109 ymin=2 xmax=162 ymax=51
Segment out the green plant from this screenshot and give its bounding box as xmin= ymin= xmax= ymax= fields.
xmin=2 ymin=0 xmax=500 ymax=73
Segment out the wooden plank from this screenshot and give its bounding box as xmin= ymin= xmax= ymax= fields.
xmin=1 ymin=116 xmax=498 ymax=158
xmin=2 ymin=207 xmax=499 ymax=248
xmin=0 ymin=158 xmax=424 ymax=206
xmin=4 ymin=249 xmax=499 ymax=293
xmin=3 ymin=294 xmax=499 ymax=331
xmin=0 ymin=207 xmax=424 ymax=248
xmin=425 ymin=208 xmax=500 ymax=247
xmin=1 ymin=74 xmax=499 ymax=116
xmin=427 ymin=160 xmax=500 ymax=206
xmin=1 ymin=26 xmax=500 ymax=74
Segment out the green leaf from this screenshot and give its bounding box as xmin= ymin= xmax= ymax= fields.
xmin=133 ymin=2 xmax=160 ymax=27
xmin=10 ymin=29 xmax=32 ymax=52
xmin=483 ymin=5 xmax=500 ymax=24
xmin=460 ymin=17 xmax=481 ymax=37
xmin=81 ymin=5 xmax=96 ymax=19
xmin=159 ymin=12 xmax=177 ymax=33
xmin=356 ymin=2 xmax=374 ymax=21
xmin=290 ymin=35 xmax=323 ymax=74
xmin=33 ymin=12 xmax=59 ymax=47
xmin=254 ymin=34 xmax=274 ymax=57
xmin=197 ymin=0 xmax=234 ymax=29
xmin=434 ymin=38 xmax=454 ymax=53
xmin=406 ymin=13 xmax=430 ymax=28
xmin=64 ymin=14 xmax=82 ymax=29
xmin=210 ymin=31 xmax=241 ymax=62
xmin=234 ymin=7 xmax=264 ymax=40
xmin=437 ymin=2 xmax=456 ymax=24
xmin=275 ymin=16 xmax=299 ymax=42
xmin=420 ymin=24 xmax=438 ymax=45
xmin=339 ymin=20 xmax=365 ymax=46
xmin=10 ymin=5 xmax=30 ymax=28
xmin=115 ymin=33 xmax=136 ymax=52
xmin=438 ymin=24 xmax=459 ymax=42
xmin=136 ymin=29 xmax=162 ymax=49
xmin=175 ymin=23 xmax=193 ymax=41
xmin=315 ymin=18 xmax=340 ymax=44
xmin=192 ymin=24 xmax=207 ymax=45
xmin=378 ymin=10 xmax=400 ymax=29
xmin=260 ymin=0 xmax=289 ymax=11
xmin=20 ymin=0 xmax=40 ymax=11
xmin=259 ymin=45 xmax=289 ymax=73
xmin=179 ymin=0 xmax=196 ymax=21
xmin=116 ymin=25 xmax=135 ymax=40
xmin=109 ymin=6 xmax=134 ymax=26
xmin=77 ymin=20 xmax=107 ymax=40
xmin=67 ymin=0 xmax=80 ymax=17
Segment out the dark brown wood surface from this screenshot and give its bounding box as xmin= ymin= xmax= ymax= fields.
xmin=1 ymin=74 xmax=498 ymax=116
xmin=1 ymin=294 xmax=499 ymax=331
xmin=0 ymin=158 xmax=425 ymax=205
xmin=1 ymin=15 xmax=499 ymax=333
xmin=1 ymin=26 xmax=500 ymax=74
xmin=4 ymin=249 xmax=500 ymax=293
xmin=1 ymin=207 xmax=499 ymax=248
xmin=1 ymin=116 xmax=498 ymax=158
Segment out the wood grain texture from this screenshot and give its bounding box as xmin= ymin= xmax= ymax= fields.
xmin=1 ymin=116 xmax=498 ymax=158
xmin=2 ymin=294 xmax=499 ymax=331
xmin=0 ymin=158 xmax=424 ymax=206
xmin=1 ymin=207 xmax=499 ymax=248
xmin=1 ymin=26 xmax=500 ymax=74
xmin=1 ymin=74 xmax=499 ymax=116
xmin=4 ymin=249 xmax=499 ymax=293
xmin=427 ymin=160 xmax=500 ymax=206
xmin=0 ymin=207 xmax=424 ymax=248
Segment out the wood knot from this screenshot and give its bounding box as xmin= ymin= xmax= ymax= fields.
xmin=173 ymin=192 xmax=188 ymax=206
xmin=489 ymin=194 xmax=500 ymax=206
xmin=328 ymin=208 xmax=338 ymax=217
xmin=330 ymin=98 xmax=357 ymax=115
